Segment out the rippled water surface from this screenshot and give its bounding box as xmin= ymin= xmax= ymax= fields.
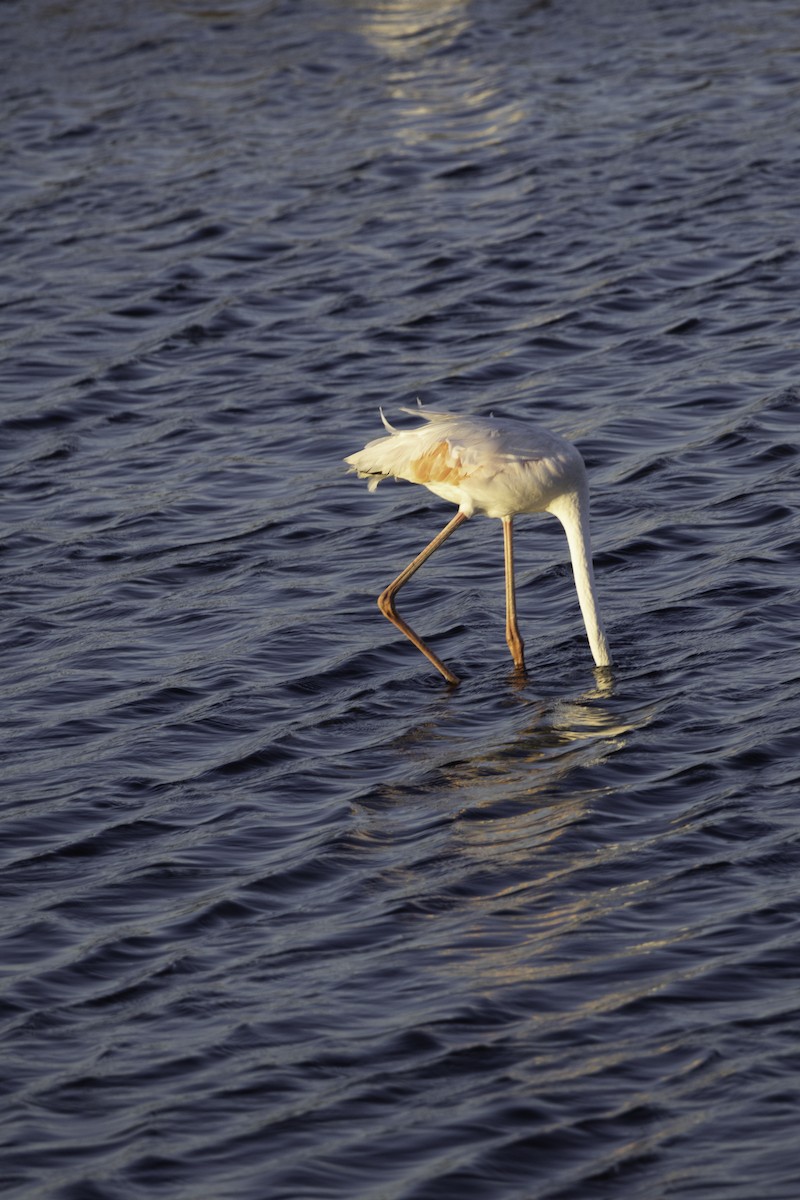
xmin=3 ymin=1 xmax=800 ymax=1197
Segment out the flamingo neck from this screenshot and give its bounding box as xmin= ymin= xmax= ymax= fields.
xmin=548 ymin=488 xmax=612 ymax=668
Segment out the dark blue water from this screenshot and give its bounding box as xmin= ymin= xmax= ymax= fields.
xmin=2 ymin=1 xmax=800 ymax=1197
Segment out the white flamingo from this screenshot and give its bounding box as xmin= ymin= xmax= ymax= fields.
xmin=346 ymin=406 xmax=612 ymax=684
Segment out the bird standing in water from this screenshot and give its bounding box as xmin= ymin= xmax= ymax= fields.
xmin=345 ymin=406 xmax=611 ymax=684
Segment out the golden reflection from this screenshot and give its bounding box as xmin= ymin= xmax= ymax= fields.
xmin=440 ymin=699 xmax=635 ymax=814
xmin=357 ymin=0 xmax=470 ymax=59
xmin=431 ymin=690 xmax=658 ymax=986
xmin=355 ymin=0 xmax=526 ymax=150
xmin=378 ymin=681 xmax=655 ymax=826
xmin=355 ymin=684 xmax=664 ymax=1000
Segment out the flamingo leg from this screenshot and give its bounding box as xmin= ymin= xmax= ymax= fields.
xmin=503 ymin=516 xmax=526 ymax=671
xmin=378 ymin=510 xmax=468 ymax=684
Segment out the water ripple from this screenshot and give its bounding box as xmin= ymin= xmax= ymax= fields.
xmin=2 ymin=1 xmax=800 ymax=1198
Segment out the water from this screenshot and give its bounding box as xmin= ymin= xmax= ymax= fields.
xmin=2 ymin=1 xmax=800 ymax=1196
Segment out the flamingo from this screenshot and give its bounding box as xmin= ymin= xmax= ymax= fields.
xmin=345 ymin=406 xmax=612 ymax=684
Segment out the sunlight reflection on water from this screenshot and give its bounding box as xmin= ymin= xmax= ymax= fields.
xmin=2 ymin=0 xmax=800 ymax=1197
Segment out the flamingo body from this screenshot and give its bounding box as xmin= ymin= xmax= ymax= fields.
xmin=346 ymin=406 xmax=611 ymax=682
